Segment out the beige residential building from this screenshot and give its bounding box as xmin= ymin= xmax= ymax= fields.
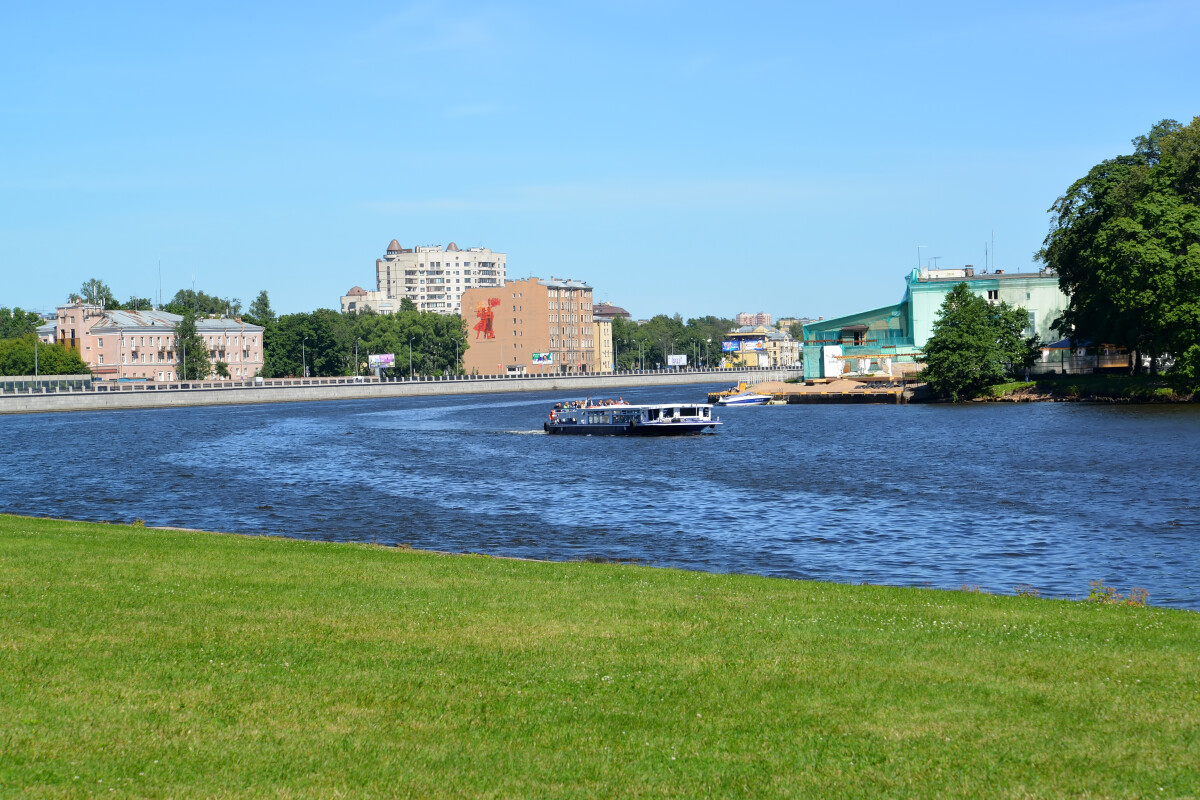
xmin=342 ymin=238 xmax=507 ymax=315
xmin=460 ymin=277 xmax=610 ymax=375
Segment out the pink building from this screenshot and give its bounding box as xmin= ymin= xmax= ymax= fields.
xmin=735 ymin=311 xmax=773 ymax=327
xmin=46 ymin=301 xmax=265 ymax=381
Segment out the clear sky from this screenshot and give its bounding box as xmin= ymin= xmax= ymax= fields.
xmin=3 ymin=1 xmax=1198 ymax=321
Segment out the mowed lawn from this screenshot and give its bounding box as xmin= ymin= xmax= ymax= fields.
xmin=1 ymin=515 xmax=1197 ymax=798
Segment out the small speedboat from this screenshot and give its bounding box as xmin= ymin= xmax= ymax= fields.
xmin=716 ymin=391 xmax=772 ymax=406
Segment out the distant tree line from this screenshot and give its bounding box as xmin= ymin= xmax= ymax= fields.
xmin=611 ymin=314 xmax=735 ymax=369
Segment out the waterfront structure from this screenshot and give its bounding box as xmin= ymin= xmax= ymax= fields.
xmin=736 ymin=312 xmax=773 ymax=327
xmin=721 ymin=325 xmax=800 ymax=368
xmin=802 ymin=266 xmax=1067 ymax=379
xmin=342 ymin=239 xmax=507 ymax=316
xmin=460 ymin=277 xmax=610 ymax=375
xmin=42 ymin=301 xmax=264 ymax=381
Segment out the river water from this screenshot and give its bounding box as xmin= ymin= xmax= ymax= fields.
xmin=3 ymin=384 xmax=1198 ymax=608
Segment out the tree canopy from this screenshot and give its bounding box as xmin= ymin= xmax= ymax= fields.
xmin=176 ymin=309 xmax=211 ymax=380
xmin=165 ymin=289 xmax=242 ymax=318
xmin=1038 ymin=117 xmax=1200 ymax=387
xmin=0 ymin=335 xmax=91 ymax=376
xmin=920 ymin=283 xmax=1039 ymax=401
xmin=1 ymin=307 xmax=43 ymax=339
xmin=260 ymin=307 xmax=467 ymax=378
xmin=610 ymin=314 xmax=733 ymax=369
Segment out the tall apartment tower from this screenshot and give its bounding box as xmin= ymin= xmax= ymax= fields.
xmin=375 ymin=239 xmax=506 ymax=315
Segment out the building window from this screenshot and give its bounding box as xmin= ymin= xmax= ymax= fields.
xmin=1027 ymin=311 xmax=1037 ymax=331
xmin=987 ymin=290 xmax=999 ymax=301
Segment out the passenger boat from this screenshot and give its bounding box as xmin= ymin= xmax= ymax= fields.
xmin=716 ymin=391 xmax=772 ymax=406
xmin=545 ymin=400 xmax=721 ymax=436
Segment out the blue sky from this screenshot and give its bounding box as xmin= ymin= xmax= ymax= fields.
xmin=3 ymin=1 xmax=1198 ymax=320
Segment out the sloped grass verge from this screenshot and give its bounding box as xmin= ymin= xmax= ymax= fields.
xmin=1 ymin=515 xmax=1196 ymax=798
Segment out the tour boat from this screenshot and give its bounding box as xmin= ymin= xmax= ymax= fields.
xmin=716 ymin=391 xmax=772 ymax=406
xmin=545 ymin=401 xmax=721 ymax=436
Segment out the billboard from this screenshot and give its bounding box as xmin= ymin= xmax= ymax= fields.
xmin=742 ymin=339 xmax=766 ymax=351
xmin=721 ymin=340 xmax=739 ymax=352
xmin=667 ymin=354 xmax=688 ymax=366
xmin=531 ymin=352 xmax=553 ymax=364
xmin=368 ymin=353 xmax=395 ymax=369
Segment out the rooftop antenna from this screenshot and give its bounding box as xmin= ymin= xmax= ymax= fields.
xmin=916 ymin=245 xmax=927 ymax=270
xmin=991 ymin=230 xmax=995 ymax=271
xmin=157 ymin=261 xmax=162 ymax=309
xmin=930 ymin=256 xmax=942 ymax=269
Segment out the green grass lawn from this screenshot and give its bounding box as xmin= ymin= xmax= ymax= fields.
xmin=2 ymin=515 xmax=1197 ymax=798
xmin=1033 ymin=374 xmax=1186 ymax=401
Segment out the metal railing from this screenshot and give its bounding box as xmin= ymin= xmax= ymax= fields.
xmin=0 ymin=366 xmax=803 ymax=395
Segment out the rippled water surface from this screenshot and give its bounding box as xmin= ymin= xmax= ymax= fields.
xmin=3 ymin=385 xmax=1199 ymax=608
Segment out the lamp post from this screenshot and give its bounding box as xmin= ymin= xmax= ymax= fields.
xmin=706 ymin=338 xmax=711 ymax=370
xmin=454 ymin=339 xmax=459 ymax=375
xmin=34 ymin=334 xmax=39 ymax=379
xmin=408 ymin=338 xmax=413 ymax=379
xmin=355 ymin=337 xmax=360 ymax=378
xmin=302 ymin=336 xmax=308 ymax=378
xmin=639 ymin=340 xmax=644 ymax=371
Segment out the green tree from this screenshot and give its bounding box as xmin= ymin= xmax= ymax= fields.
xmin=0 ymin=334 xmax=90 ymax=376
xmin=166 ymin=288 xmax=238 ymax=317
xmin=126 ymin=296 xmax=153 ymax=311
xmin=176 ymin=309 xmax=211 ymax=380
xmin=1038 ymin=117 xmax=1200 ymax=383
xmin=920 ymin=283 xmax=1038 ymax=401
xmin=245 ymin=290 xmax=275 ymax=325
xmin=1 ymin=307 xmax=43 ymax=339
xmin=77 ymin=278 xmax=117 ymax=308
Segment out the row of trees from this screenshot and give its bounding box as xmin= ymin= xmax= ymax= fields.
xmin=611 ymin=314 xmax=734 ymax=369
xmin=246 ymin=296 xmax=466 ymax=378
xmin=1 ymin=307 xmax=90 ymax=376
xmin=1038 ymin=117 xmax=1200 ymax=389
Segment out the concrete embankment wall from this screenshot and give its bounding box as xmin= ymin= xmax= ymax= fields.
xmin=0 ymin=369 xmax=800 ymax=415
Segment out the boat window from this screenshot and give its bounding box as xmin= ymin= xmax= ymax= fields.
xmin=681 ymin=407 xmax=698 ymax=417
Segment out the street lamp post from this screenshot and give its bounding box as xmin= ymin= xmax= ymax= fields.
xmin=706 ymin=338 xmax=711 ymax=369
xmin=639 ymin=341 xmax=644 ymax=371
xmin=355 ymin=337 xmax=360 ymax=378
xmin=34 ymin=334 xmax=38 ymax=379
xmin=454 ymin=339 xmax=459 ymax=375
xmin=302 ymin=337 xmax=307 ymax=379
xmin=408 ymin=338 xmax=413 ymax=379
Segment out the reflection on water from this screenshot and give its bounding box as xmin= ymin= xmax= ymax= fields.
xmin=3 ymin=385 xmax=1199 ymax=608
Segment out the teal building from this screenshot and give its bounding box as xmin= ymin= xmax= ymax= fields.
xmin=802 ymin=267 xmax=1066 ymax=379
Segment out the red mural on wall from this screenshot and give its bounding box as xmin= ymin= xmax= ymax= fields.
xmin=474 ymin=297 xmax=500 ymax=339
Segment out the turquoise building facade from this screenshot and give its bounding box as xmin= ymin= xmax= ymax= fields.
xmin=802 ymin=268 xmax=1066 ymax=379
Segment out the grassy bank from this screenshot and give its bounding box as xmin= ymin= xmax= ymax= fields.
xmin=986 ymin=374 xmax=1191 ymax=402
xmin=2 ymin=515 xmax=1197 ymax=798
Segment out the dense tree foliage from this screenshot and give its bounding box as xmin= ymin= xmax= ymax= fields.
xmin=0 ymin=335 xmax=91 ymax=376
xmin=175 ymin=309 xmax=211 ymax=380
xmin=1 ymin=307 xmax=43 ymax=339
xmin=245 ymin=290 xmax=275 ymax=325
xmin=610 ymin=314 xmax=733 ymax=369
xmin=921 ymin=283 xmax=1039 ymax=401
xmin=260 ymin=308 xmax=467 ymax=378
xmin=1038 ymin=117 xmax=1200 ymax=388
xmin=165 ymin=288 xmax=242 ymax=318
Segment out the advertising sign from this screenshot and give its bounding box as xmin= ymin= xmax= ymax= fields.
xmin=667 ymin=354 xmax=687 ymax=366
xmin=531 ymin=352 xmax=553 ymax=364
xmin=742 ymin=339 xmax=766 ymax=351
xmin=368 ymin=353 xmax=395 ymax=369
xmin=721 ymin=340 xmax=739 ymax=352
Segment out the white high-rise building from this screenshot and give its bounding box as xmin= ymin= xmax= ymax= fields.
xmin=346 ymin=238 xmax=506 ymax=315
